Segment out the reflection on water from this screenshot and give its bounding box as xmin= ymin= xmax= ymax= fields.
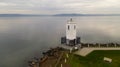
xmin=0 ymin=16 xmax=120 ymax=67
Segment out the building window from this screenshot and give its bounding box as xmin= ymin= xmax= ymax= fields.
xmin=74 ymin=25 xmax=76 ymax=29
xmin=68 ymin=25 xmax=70 ymax=30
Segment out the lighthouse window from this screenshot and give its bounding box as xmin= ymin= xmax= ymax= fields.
xmin=68 ymin=25 xmax=70 ymax=30
xmin=74 ymin=26 xmax=76 ymax=29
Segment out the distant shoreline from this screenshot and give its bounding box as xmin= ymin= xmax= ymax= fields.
xmin=0 ymin=14 xmax=120 ymax=17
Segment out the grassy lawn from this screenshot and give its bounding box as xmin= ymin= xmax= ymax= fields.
xmin=67 ymin=50 xmax=120 ymax=67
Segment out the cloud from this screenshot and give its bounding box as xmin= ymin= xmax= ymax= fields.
xmin=0 ymin=2 xmax=16 ymax=6
xmin=0 ymin=0 xmax=120 ymax=14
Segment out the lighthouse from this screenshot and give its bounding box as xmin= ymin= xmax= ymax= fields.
xmin=61 ymin=18 xmax=80 ymax=46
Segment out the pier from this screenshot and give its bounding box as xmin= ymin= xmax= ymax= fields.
xmin=81 ymin=43 xmax=120 ymax=48
xmin=74 ymin=43 xmax=120 ymax=57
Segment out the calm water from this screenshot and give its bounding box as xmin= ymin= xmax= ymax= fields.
xmin=0 ymin=16 xmax=120 ymax=67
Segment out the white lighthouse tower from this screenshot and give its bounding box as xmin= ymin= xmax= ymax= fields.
xmin=66 ymin=18 xmax=77 ymax=45
xmin=61 ymin=18 xmax=80 ymax=46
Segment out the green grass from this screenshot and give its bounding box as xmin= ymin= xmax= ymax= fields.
xmin=67 ymin=50 xmax=120 ymax=67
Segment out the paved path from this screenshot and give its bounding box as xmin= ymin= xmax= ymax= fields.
xmin=55 ymin=52 xmax=63 ymax=67
xmin=59 ymin=45 xmax=73 ymax=50
xmin=75 ymin=47 xmax=120 ymax=56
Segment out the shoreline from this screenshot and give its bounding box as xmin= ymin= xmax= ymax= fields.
xmin=28 ymin=47 xmax=71 ymax=67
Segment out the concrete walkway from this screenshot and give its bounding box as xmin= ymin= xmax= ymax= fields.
xmin=75 ymin=47 xmax=120 ymax=56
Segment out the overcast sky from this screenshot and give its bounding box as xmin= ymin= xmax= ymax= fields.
xmin=0 ymin=0 xmax=120 ymax=14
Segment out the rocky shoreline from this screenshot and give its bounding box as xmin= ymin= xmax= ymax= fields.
xmin=28 ymin=47 xmax=70 ymax=67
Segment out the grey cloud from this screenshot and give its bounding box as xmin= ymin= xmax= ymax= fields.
xmin=0 ymin=0 xmax=119 ymax=14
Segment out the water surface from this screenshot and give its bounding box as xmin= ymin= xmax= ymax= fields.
xmin=0 ymin=16 xmax=120 ymax=67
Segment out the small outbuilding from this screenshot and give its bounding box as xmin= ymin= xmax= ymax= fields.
xmin=103 ymin=57 xmax=112 ymax=63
